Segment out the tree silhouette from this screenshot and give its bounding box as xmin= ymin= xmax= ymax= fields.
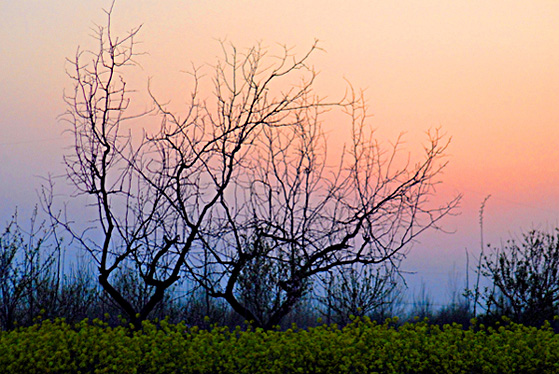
xmin=51 ymin=2 xmax=460 ymax=328
xmin=482 ymin=229 xmax=559 ymax=326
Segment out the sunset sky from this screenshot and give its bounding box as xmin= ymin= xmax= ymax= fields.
xmin=2 ymin=0 xmax=559 ymax=305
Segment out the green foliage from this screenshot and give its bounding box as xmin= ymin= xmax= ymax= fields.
xmin=1 ymin=317 xmax=559 ymax=373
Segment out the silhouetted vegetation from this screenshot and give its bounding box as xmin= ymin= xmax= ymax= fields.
xmin=7 ymin=203 xmax=559 ymax=337
xmin=478 ymin=228 xmax=559 ymax=327
xmin=2 ymin=2 xmax=556 ymax=335
xmin=36 ymin=1 xmax=460 ymax=330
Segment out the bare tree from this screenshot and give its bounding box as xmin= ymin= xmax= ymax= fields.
xmin=142 ymin=41 xmax=350 ymax=329
xmin=186 ymin=85 xmax=460 ymax=328
xmin=51 ymin=3 xmax=329 ymax=327
xmin=481 ymin=229 xmax=559 ymax=326
xmin=49 ymin=2 xmax=186 ymax=326
xmin=53 ymin=3 xmax=459 ymax=328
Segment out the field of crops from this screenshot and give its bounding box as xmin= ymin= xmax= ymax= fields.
xmin=1 ymin=316 xmax=558 ymax=373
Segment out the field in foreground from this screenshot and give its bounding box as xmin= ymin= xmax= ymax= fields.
xmin=1 ymin=316 xmax=558 ymax=374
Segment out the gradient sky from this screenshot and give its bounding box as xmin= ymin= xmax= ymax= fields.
xmin=2 ymin=0 xmax=559 ymax=305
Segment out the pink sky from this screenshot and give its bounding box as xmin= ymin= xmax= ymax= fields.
xmin=2 ymin=0 xmax=559 ymax=303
